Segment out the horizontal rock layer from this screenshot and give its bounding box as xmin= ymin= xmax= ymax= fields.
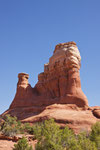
xmin=3 ymin=104 xmax=100 ymax=133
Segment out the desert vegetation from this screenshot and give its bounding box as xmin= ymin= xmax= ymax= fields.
xmin=0 ymin=115 xmax=34 ymax=136
xmin=0 ymin=115 xmax=100 ymax=150
xmin=13 ymin=137 xmax=33 ymax=150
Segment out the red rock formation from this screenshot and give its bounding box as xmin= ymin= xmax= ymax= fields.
xmin=2 ymin=41 xmax=99 ymax=133
xmin=22 ymin=104 xmax=99 ymax=133
xmin=91 ymin=106 xmax=100 ymax=119
xmin=3 ymin=104 xmax=100 ymax=133
xmin=10 ymin=42 xmax=88 ymax=109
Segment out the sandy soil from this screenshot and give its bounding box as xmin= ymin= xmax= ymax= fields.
xmin=0 ymin=140 xmax=15 ymax=150
xmin=0 ymin=139 xmax=36 ymax=150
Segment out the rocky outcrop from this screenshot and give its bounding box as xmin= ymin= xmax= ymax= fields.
xmin=3 ymin=104 xmax=99 ymax=134
xmin=2 ymin=41 xmax=99 ymax=133
xmin=91 ymin=106 xmax=100 ymax=119
xmin=10 ymin=42 xmax=88 ymax=110
xmin=22 ymin=104 xmax=99 ymax=133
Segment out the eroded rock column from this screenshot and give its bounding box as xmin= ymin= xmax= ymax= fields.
xmin=10 ymin=73 xmax=33 ymax=109
xmin=17 ymin=73 xmax=29 ymax=89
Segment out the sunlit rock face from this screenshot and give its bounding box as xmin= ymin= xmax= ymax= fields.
xmin=35 ymin=42 xmax=88 ymax=107
xmin=10 ymin=42 xmax=88 ymax=109
xmin=3 ymin=41 xmax=100 ymax=133
xmin=9 ymin=41 xmax=88 ymax=110
xmin=50 ymin=41 xmax=81 ymax=70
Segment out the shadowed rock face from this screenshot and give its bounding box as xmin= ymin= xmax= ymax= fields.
xmin=9 ymin=42 xmax=88 ymax=109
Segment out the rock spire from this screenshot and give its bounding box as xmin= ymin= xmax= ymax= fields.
xmin=10 ymin=41 xmax=88 ymax=109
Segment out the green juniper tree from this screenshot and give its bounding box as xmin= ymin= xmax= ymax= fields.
xmin=13 ymin=137 xmax=33 ymax=150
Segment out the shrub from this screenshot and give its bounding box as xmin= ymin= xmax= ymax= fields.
xmin=61 ymin=126 xmax=81 ymax=150
xmin=23 ymin=123 xmax=34 ymax=134
xmin=78 ymin=132 xmax=97 ymax=150
xmin=33 ymin=119 xmax=98 ymax=150
xmin=33 ymin=119 xmax=82 ymax=150
xmin=90 ymin=122 xmax=100 ymax=140
xmin=13 ymin=137 xmax=33 ymax=150
xmin=0 ymin=115 xmax=35 ymax=136
xmin=90 ymin=122 xmax=100 ymax=149
xmin=1 ymin=114 xmax=19 ymax=136
xmin=2 ymin=125 xmax=19 ymax=137
xmin=33 ymin=119 xmax=63 ymax=150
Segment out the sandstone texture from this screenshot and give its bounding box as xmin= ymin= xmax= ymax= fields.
xmin=3 ymin=104 xmax=99 ymax=134
xmin=1 ymin=41 xmax=100 ymax=133
xmin=0 ymin=140 xmax=15 ymax=150
xmin=10 ymin=41 xmax=88 ymax=109
xmin=91 ymin=106 xmax=100 ymax=119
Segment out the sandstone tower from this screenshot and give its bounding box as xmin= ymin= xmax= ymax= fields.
xmin=10 ymin=41 xmax=88 ymax=109
xmin=3 ymin=42 xmax=100 ymax=133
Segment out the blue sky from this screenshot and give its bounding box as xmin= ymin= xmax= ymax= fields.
xmin=0 ymin=0 xmax=100 ymax=114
